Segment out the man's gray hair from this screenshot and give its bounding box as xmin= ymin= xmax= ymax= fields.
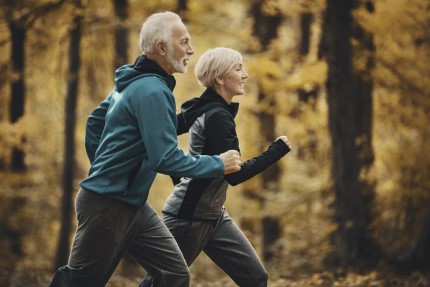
xmin=195 ymin=47 xmax=243 ymax=88
xmin=139 ymin=11 xmax=182 ymax=54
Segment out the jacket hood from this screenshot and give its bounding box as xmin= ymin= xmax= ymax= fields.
xmin=114 ymin=55 xmax=176 ymax=92
xmin=179 ymin=88 xmax=239 ymax=131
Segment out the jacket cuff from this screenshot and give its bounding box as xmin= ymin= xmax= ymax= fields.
xmin=272 ymin=138 xmax=291 ymax=155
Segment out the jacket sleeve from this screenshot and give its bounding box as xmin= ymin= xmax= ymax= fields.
xmin=85 ymin=93 xmax=112 ymax=164
xmin=225 ymin=139 xmax=290 ymax=186
xmin=176 ymin=112 xmax=187 ymax=135
xmin=204 ymin=110 xmax=290 ymax=186
xmin=134 ymin=89 xmax=224 ymax=178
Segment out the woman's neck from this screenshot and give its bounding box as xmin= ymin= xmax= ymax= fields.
xmin=213 ymin=87 xmax=232 ymax=104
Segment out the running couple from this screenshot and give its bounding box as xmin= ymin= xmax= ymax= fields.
xmin=49 ymin=11 xmax=291 ymax=287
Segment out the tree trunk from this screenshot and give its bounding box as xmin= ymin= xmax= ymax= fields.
xmin=299 ymin=12 xmax=313 ymax=56
xmin=177 ymin=0 xmax=187 ymax=12
xmin=408 ymin=208 xmax=430 ymax=272
xmin=54 ymin=2 xmax=82 ymax=268
xmin=323 ymin=0 xmax=379 ymax=269
xmin=5 ymin=0 xmax=66 ymax=171
xmin=113 ymin=0 xmax=128 ymax=69
xmin=112 ymin=0 xmax=141 ymax=273
xmin=9 ymin=21 xmax=26 ymax=171
xmin=249 ymin=1 xmax=282 ymax=262
xmin=250 ymin=2 xmax=281 ymax=51
xmin=258 ymin=90 xmax=281 ymax=261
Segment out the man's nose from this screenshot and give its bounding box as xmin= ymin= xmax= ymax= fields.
xmin=187 ymin=44 xmax=194 ymax=55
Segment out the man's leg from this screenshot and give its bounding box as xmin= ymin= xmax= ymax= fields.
xmin=128 ymin=205 xmax=190 ymax=287
xmin=204 ymin=209 xmax=268 ymax=287
xmin=49 ymin=189 xmax=138 ymax=287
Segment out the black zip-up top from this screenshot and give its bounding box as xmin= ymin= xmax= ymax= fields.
xmin=163 ymin=88 xmax=290 ymax=220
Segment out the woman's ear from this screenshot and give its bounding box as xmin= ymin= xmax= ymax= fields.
xmin=215 ymin=77 xmax=224 ymax=85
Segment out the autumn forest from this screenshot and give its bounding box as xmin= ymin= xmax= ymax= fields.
xmin=1 ymin=0 xmax=430 ymax=286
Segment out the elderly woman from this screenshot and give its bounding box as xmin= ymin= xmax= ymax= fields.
xmin=142 ymin=47 xmax=291 ymax=287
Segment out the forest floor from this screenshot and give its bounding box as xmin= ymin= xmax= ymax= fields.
xmin=4 ymin=271 xmax=430 ymax=287
xmin=8 ymin=268 xmax=429 ymax=287
xmin=107 ymin=270 xmax=430 ymax=287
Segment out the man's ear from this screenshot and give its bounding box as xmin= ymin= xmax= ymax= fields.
xmin=155 ymin=41 xmax=166 ymax=55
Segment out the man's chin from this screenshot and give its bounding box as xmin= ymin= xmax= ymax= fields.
xmin=176 ymin=67 xmax=187 ymax=73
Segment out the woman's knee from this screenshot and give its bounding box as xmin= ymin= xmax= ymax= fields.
xmin=240 ymin=268 xmax=268 ymax=287
xmin=253 ymin=268 xmax=268 ymax=286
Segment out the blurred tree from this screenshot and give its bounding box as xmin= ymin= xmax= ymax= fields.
xmin=54 ymin=0 xmax=83 ymax=269
xmin=249 ymin=0 xmax=283 ymax=261
xmin=0 ymin=0 xmax=429 ymax=284
xmin=408 ymin=209 xmax=430 ymax=272
xmin=113 ymin=0 xmax=142 ymax=273
xmin=299 ymin=12 xmax=313 ymax=56
xmin=0 ymin=195 xmax=27 ymax=286
xmin=1 ymin=0 xmax=65 ymax=171
xmin=0 ymin=63 xmax=9 ymax=171
xmin=320 ymin=0 xmax=379 ymax=268
xmin=405 ymin=2 xmax=430 ymax=271
xmin=113 ymin=0 xmax=129 ymax=69
xmin=368 ymin=0 xmax=430 ymax=272
xmin=8 ymin=16 xmax=26 ymax=171
xmin=178 ymin=0 xmax=187 ymax=13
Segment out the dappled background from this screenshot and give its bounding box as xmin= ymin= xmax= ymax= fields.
xmin=1 ymin=0 xmax=430 ymax=286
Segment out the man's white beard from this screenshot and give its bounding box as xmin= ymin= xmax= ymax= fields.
xmin=166 ymin=50 xmax=187 ymax=73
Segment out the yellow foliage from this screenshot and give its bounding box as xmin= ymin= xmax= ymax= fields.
xmin=1 ymin=0 xmax=430 ymax=285
xmin=247 ymin=55 xmax=284 ymax=94
xmin=285 ymin=60 xmax=327 ymax=91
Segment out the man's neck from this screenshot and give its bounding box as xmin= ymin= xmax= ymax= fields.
xmin=145 ymin=53 xmax=173 ymax=75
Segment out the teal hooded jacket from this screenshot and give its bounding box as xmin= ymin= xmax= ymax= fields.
xmin=80 ymin=56 xmax=224 ymax=207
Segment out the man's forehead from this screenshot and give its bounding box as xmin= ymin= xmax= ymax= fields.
xmin=171 ymin=22 xmax=190 ymax=38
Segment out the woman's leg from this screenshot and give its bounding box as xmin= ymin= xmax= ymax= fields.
xmin=139 ymin=214 xmax=214 ymax=287
xmin=127 ymin=205 xmax=190 ymax=287
xmin=204 ymin=209 xmax=268 ymax=287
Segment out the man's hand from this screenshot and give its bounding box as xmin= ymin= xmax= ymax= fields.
xmin=219 ymin=150 xmax=242 ymax=174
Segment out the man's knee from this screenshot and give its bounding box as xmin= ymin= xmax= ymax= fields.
xmin=49 ymin=266 xmax=77 ymax=287
xmin=151 ymin=266 xmax=190 ymax=287
xmin=168 ymin=265 xmax=190 ymax=286
xmin=49 ymin=265 xmax=102 ymax=287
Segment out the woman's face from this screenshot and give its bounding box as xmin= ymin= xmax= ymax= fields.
xmin=222 ymin=62 xmax=248 ymax=98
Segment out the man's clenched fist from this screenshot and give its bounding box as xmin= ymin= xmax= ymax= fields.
xmin=219 ymin=150 xmax=242 ymax=174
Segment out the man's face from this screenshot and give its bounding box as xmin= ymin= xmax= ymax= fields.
xmin=165 ymin=22 xmax=194 ymax=74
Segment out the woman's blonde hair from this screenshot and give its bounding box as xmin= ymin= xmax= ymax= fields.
xmin=194 ymin=47 xmax=242 ymax=88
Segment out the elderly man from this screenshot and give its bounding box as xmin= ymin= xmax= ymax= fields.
xmin=49 ymin=11 xmax=242 ymax=287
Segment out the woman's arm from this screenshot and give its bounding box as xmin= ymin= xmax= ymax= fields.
xmin=205 ymin=110 xmax=290 ymax=186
